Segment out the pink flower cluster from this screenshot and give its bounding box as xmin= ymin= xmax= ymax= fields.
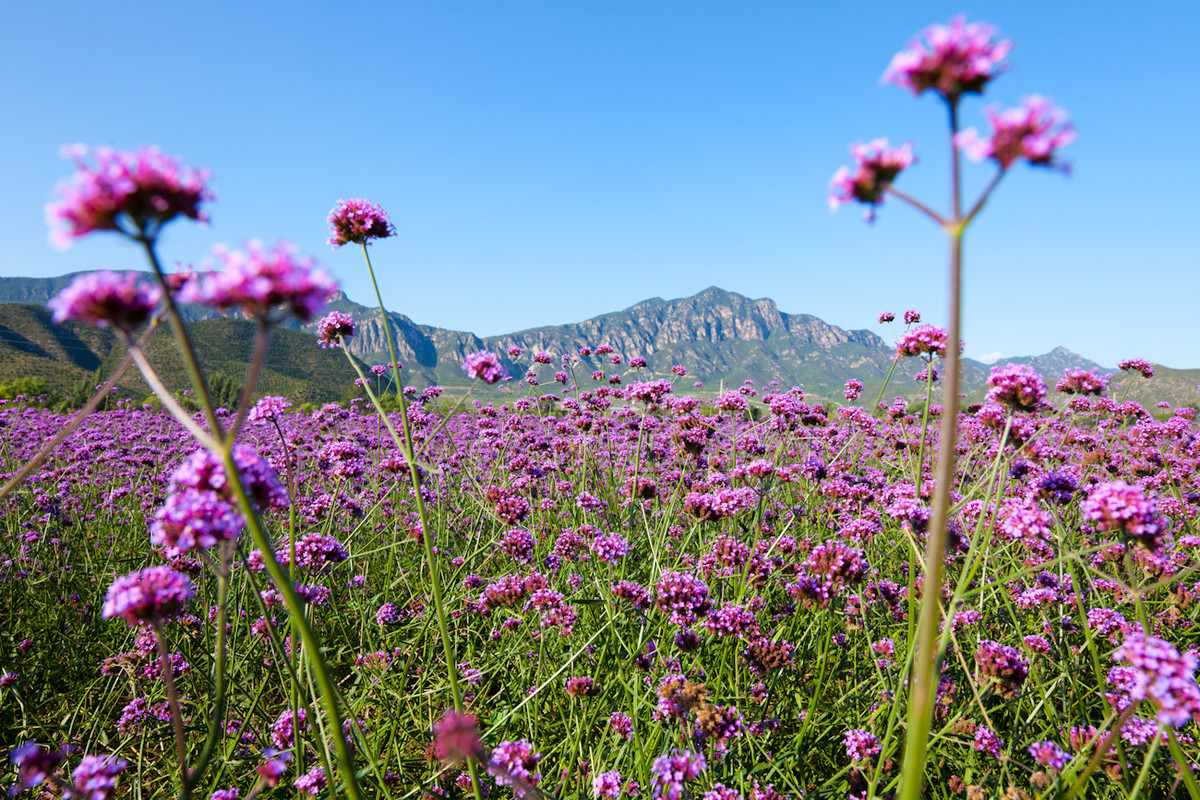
xmin=1112 ymin=631 xmax=1200 ymax=727
xmin=326 ymin=198 xmax=396 ymax=248
xmin=828 ymin=139 xmax=915 ymax=221
xmin=463 ymin=351 xmax=510 ymax=385
xmin=1082 ymin=481 xmax=1166 ymax=551
xmin=956 ymin=96 xmax=1075 ymax=170
xmin=182 ymin=241 xmax=337 ymax=322
xmin=317 ymin=311 xmax=357 ymax=348
xmin=46 ymin=145 xmax=212 ymax=248
xmin=986 ymin=363 xmax=1047 ymax=410
xmin=46 ymin=271 xmax=161 ymax=332
xmin=101 ymin=565 xmax=196 ymax=627
xmin=894 ymin=324 xmax=949 ymax=359
xmin=882 ymin=16 xmax=1011 ymax=101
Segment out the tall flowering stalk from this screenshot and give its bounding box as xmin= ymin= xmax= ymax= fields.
xmin=326 ymin=198 xmax=486 ymax=800
xmin=37 ymin=147 xmax=365 ymax=800
xmin=829 ymin=17 xmax=1073 ymax=799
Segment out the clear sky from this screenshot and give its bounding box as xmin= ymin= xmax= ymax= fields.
xmin=2 ymin=1 xmax=1197 ymax=368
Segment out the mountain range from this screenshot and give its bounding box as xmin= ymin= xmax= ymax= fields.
xmin=1 ymin=272 xmax=1197 ymax=409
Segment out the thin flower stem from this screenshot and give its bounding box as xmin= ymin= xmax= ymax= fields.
xmin=884 ymin=187 xmax=946 ymax=226
xmin=962 ymin=169 xmax=1006 ymax=228
xmin=187 ymin=564 xmax=230 ymax=789
xmin=138 ymin=236 xmax=224 ymax=443
xmin=899 ymin=96 xmax=964 ymax=800
xmin=357 ymin=243 xmax=483 ymax=800
xmin=154 ymin=621 xmax=192 ymax=800
xmin=124 ymin=341 xmax=222 ymax=449
xmin=228 ymin=321 xmax=271 ymax=439
xmin=220 ymin=448 xmax=365 ymax=800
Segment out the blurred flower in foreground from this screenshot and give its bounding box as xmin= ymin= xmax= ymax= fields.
xmin=102 ymin=566 xmax=196 ymax=627
xmin=46 ymin=271 xmax=161 ymax=331
xmin=181 ymin=241 xmax=337 ymax=322
xmin=463 ymin=351 xmax=510 ymax=384
xmin=433 ymin=710 xmax=484 ymax=764
xmin=46 ymin=145 xmax=212 ymax=248
xmin=955 ymin=96 xmax=1075 ymax=170
xmin=327 ymin=198 xmax=396 ymax=248
xmin=882 ymin=16 xmax=1011 ymax=102
xmin=829 ymin=139 xmax=915 ymax=221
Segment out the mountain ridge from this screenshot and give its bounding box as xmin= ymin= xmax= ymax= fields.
xmin=1 ymin=273 xmax=1196 ymax=408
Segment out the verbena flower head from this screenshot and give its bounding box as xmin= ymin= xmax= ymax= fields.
xmin=1112 ymin=631 xmax=1200 ymax=727
xmin=248 ymin=395 xmax=292 ymax=422
xmin=46 ymin=145 xmax=213 ymax=248
xmin=488 ymin=739 xmax=542 ymax=798
xmin=433 ymin=711 xmax=484 ymax=764
xmin=102 ymin=565 xmax=195 ymax=627
xmin=1027 ymin=741 xmax=1070 ymax=771
xmin=955 ymin=96 xmax=1075 ymax=170
xmin=66 ymin=754 xmax=128 ymax=800
xmin=317 ymin=311 xmax=357 ymax=348
xmin=150 ymin=488 xmax=243 ymax=555
xmin=895 ymin=324 xmax=949 ymax=359
xmin=974 ymin=639 xmax=1029 ymax=698
xmin=1056 ymin=368 xmax=1107 ymax=396
xmin=11 ymin=742 xmax=68 ymax=794
xmin=1118 ymin=358 xmax=1155 ymax=378
xmin=843 ymin=729 xmax=882 ymax=763
xmin=1082 ymin=481 xmax=1167 ymax=551
xmin=986 ymin=363 xmax=1046 ymax=410
xmin=650 ymin=749 xmax=706 ymax=800
xmin=828 ymin=139 xmax=915 ymax=221
xmin=181 ymin=241 xmax=336 ymax=322
xmin=326 ymin=199 xmax=396 ymax=248
xmin=463 ymin=351 xmax=510 ymax=385
xmin=46 ymin=271 xmax=161 ymax=332
xmin=882 ymin=16 xmax=1011 ymax=101
xmin=170 ymin=445 xmax=289 ymax=511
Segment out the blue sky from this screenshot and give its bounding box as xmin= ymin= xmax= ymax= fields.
xmin=2 ymin=1 xmax=1197 ymax=368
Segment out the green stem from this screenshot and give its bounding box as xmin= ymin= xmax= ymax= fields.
xmin=154 ymin=621 xmax=191 ymax=800
xmin=188 ymin=564 xmax=230 ymax=789
xmin=899 ymin=97 xmax=964 ymax=800
xmin=138 ymin=236 xmax=223 ymax=443
xmin=220 ymin=448 xmax=365 ymax=800
xmin=356 ymin=243 xmax=481 ymax=800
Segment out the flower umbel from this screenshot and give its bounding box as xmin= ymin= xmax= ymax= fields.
xmin=46 ymin=271 xmax=161 ymax=332
xmin=882 ymin=16 xmax=1011 ymax=101
xmin=829 ymin=139 xmax=915 ymax=221
xmin=101 ymin=566 xmax=196 ymax=627
xmin=45 ymin=145 xmax=213 ymax=248
xmin=327 ymin=199 xmax=396 ymax=248
xmin=955 ymin=96 xmax=1075 ymax=171
xmin=181 ymin=241 xmax=337 ymax=322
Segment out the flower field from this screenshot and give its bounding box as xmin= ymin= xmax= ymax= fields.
xmin=3 ymin=14 xmax=1199 ymax=800
xmin=3 ymin=354 xmax=1199 ymax=798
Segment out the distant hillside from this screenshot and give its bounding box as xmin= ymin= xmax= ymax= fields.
xmin=3 ymin=274 xmax=1197 ymax=408
xmin=0 ymin=303 xmax=362 ymax=405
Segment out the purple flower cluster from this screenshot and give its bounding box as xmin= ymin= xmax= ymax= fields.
xmin=102 ymin=566 xmax=195 ymax=627
xmin=181 ymin=241 xmax=337 ymax=322
xmin=956 ymin=96 xmax=1075 ymax=170
xmin=654 ymin=571 xmax=712 ymax=626
xmin=1112 ymin=631 xmax=1200 ymax=727
xmin=150 ymin=487 xmax=243 ymax=555
xmin=894 ymin=324 xmax=949 ymax=359
xmin=1056 ymin=368 xmax=1107 ymax=395
xmin=843 ymin=729 xmax=882 ymax=762
xmin=828 ymin=139 xmax=915 ymax=221
xmin=317 ymin=311 xmax=357 ymax=348
xmin=986 ymin=363 xmax=1047 ymax=410
xmin=649 ymin=749 xmax=706 ymax=800
xmin=47 ymin=271 xmax=161 ymax=331
xmin=974 ymin=640 xmax=1029 ymax=698
xmin=1082 ymin=481 xmax=1167 ymax=551
xmin=326 ymin=198 xmax=396 ymax=248
xmin=463 ymin=351 xmax=510 ymax=385
xmin=882 ymin=16 xmax=1011 ymax=101
xmin=46 ymin=145 xmax=212 ymax=247
xmin=487 ymin=739 xmax=542 ymax=798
